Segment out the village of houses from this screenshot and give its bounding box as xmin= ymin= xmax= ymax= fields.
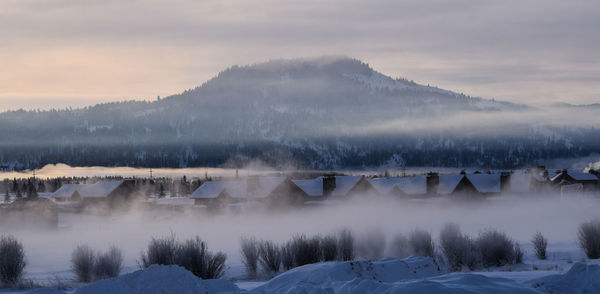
xmin=1 ymin=166 xmax=599 ymax=228
xmin=37 ymin=166 xmax=600 ymax=207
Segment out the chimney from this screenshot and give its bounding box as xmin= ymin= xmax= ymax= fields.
xmin=323 ymin=176 xmax=336 ymax=196
xmin=500 ymin=172 xmax=511 ymax=192
xmin=247 ymin=175 xmax=259 ymax=197
xmin=426 ymin=172 xmax=439 ymax=195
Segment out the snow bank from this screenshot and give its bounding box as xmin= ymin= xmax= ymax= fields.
xmin=248 ymin=256 xmax=444 ymax=293
xmin=74 ymin=264 xmax=240 ymax=294
xmin=529 ymin=262 xmax=600 ymax=294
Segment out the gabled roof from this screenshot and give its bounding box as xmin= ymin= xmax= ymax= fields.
xmin=466 ymin=174 xmax=501 ymax=193
xmin=51 ymin=184 xmax=87 ymax=198
xmin=191 ymin=181 xmax=247 ymax=199
xmin=328 ymin=176 xmax=362 ymax=196
xmin=569 ymin=172 xmax=599 ymax=181
xmin=292 ymin=178 xmax=323 ymax=197
xmin=368 ymin=176 xmax=427 ymax=195
xmin=437 ymin=175 xmax=464 ymax=195
xmin=78 ymin=181 xmax=124 ymax=198
xmin=191 ymin=181 xmax=226 ymax=199
xmin=249 ymin=176 xmax=287 ymax=199
xmin=368 ymin=177 xmax=403 ymax=194
xmin=551 ymin=170 xmax=599 ymax=182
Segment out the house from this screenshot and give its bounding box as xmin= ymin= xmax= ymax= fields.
xmin=190 ymin=180 xmax=246 ymax=207
xmin=465 ymin=174 xmax=501 ymax=194
xmin=51 ymin=184 xmax=86 ymax=201
xmin=368 ymin=176 xmax=427 ymax=197
xmin=550 ymin=169 xmax=599 ymax=191
xmin=191 ymin=176 xmax=308 ymax=208
xmin=51 ymin=180 xmax=135 ymax=205
xmin=436 ymin=174 xmax=478 ymax=196
xmin=291 ymin=175 xmax=377 ymax=204
xmin=248 ymin=176 xmax=308 ymax=206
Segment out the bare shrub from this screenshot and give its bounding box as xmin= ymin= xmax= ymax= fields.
xmin=476 ymin=229 xmax=516 ymax=267
xmin=94 ymin=246 xmax=123 ymax=280
xmin=281 ymin=241 xmax=295 ymax=270
xmin=240 ymin=237 xmax=259 ymax=279
xmin=258 ymin=240 xmax=281 ymax=274
xmin=140 ymin=234 xmax=178 ymax=268
xmin=514 ymin=244 xmax=524 ymax=264
xmin=577 ymin=220 xmax=600 ymax=259
xmin=356 ymin=228 xmax=386 ymax=260
xmin=71 ymin=245 xmax=95 ymax=283
xmin=320 ymin=235 xmax=338 ymax=261
xmin=439 ymin=223 xmax=480 ymax=271
xmin=0 ymin=236 xmax=26 ymax=285
xmin=389 ymin=233 xmax=411 ymax=259
xmin=409 ymin=229 xmax=434 ymax=257
xmin=176 ymin=237 xmax=227 ymax=279
xmin=531 ymin=232 xmax=548 ymax=260
xmin=337 ymin=229 xmax=354 ymax=261
xmin=290 ymin=235 xmax=321 ymax=267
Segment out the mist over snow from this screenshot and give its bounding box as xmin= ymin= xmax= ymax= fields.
xmin=7 ymin=195 xmax=600 ymax=282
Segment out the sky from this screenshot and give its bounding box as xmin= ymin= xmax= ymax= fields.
xmin=1 ymin=0 xmax=599 ymax=111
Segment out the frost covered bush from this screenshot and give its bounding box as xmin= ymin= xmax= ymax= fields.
xmin=94 ymin=246 xmax=123 ymax=280
xmin=356 ymin=228 xmax=386 ymax=260
xmin=320 ymin=235 xmax=338 ymax=261
xmin=409 ymin=229 xmax=434 ymax=257
xmin=439 ymin=223 xmax=480 ymax=271
xmin=240 ymin=237 xmax=259 ymax=278
xmin=290 ymin=235 xmax=321 ymax=267
xmin=140 ymin=234 xmax=178 ymax=267
xmin=389 ymin=233 xmax=411 ymax=259
xmin=337 ymin=229 xmax=354 ymax=261
xmin=531 ymin=232 xmax=548 ymax=260
xmin=577 ymin=220 xmax=600 ymax=259
xmin=281 ymin=241 xmax=295 ymax=270
xmin=72 ymin=245 xmax=95 ymax=283
xmin=476 ymin=229 xmax=518 ymax=267
xmin=176 ymin=237 xmax=226 ymax=279
xmin=0 ymin=235 xmax=26 ymax=285
xmin=258 ymin=240 xmax=281 ymax=274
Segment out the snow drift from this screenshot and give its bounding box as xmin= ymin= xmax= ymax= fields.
xmin=529 ymin=262 xmax=600 ymax=294
xmin=248 ymin=256 xmax=445 ymax=293
xmin=73 ymin=264 xmax=240 ymax=294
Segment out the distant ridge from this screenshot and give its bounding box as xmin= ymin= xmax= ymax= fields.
xmin=0 ymin=56 xmax=598 ymax=170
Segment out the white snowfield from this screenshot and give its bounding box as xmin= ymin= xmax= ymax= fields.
xmin=26 ymin=256 xmax=600 ymax=294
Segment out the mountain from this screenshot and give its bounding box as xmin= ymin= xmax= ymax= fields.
xmin=0 ymin=56 xmax=598 ymax=170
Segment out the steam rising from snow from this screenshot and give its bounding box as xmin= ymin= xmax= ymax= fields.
xmin=7 ymin=195 xmax=600 ymax=280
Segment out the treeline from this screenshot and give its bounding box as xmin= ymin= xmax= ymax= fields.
xmin=0 ymin=176 xmax=209 ymax=198
xmin=2 ymin=127 xmax=599 ymax=171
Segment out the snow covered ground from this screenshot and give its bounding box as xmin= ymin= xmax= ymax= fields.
xmin=1 ymin=195 xmax=599 ymax=293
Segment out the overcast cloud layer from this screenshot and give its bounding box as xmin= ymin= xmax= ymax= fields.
xmin=1 ymin=0 xmax=599 ymax=111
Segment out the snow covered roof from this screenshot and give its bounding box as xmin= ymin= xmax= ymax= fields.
xmin=508 ymin=173 xmax=532 ymax=193
xmin=569 ymin=172 xmax=599 ymax=181
xmin=249 ymin=176 xmax=287 ymax=199
xmin=466 ymin=174 xmax=501 ymax=193
xmin=368 ymin=176 xmax=427 ymax=195
xmin=328 ymin=176 xmax=362 ymax=197
xmin=550 ymin=170 xmax=599 ymax=182
xmin=191 ymin=181 xmax=247 ymax=199
xmin=437 ymin=175 xmax=464 ymax=195
xmin=51 ymin=184 xmax=86 ymax=198
xmin=78 ymin=181 xmax=124 ymax=198
xmin=191 ymin=182 xmax=226 ymax=199
xmin=292 ymin=178 xmax=323 ymax=197
xmin=368 ymin=177 xmax=402 ymax=194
